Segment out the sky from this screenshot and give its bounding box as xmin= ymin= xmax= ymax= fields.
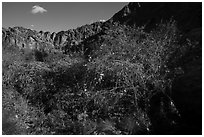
xmin=2 ymin=2 xmax=128 ymax=33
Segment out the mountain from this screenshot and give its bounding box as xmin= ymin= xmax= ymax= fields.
xmin=2 ymin=26 xmax=54 ymax=50
xmin=2 ymin=21 xmax=104 ymax=62
xmin=2 ymin=21 xmax=104 ymax=51
xmin=3 ymin=2 xmax=201 ymax=55
xmin=108 ymin=2 xmax=201 ymax=32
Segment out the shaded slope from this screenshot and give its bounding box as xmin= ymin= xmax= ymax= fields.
xmin=108 ymin=2 xmax=201 ymax=32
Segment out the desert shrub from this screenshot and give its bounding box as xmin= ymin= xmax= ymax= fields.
xmin=4 ymin=61 xmax=53 ymax=107
xmin=2 ymin=86 xmax=49 ymax=135
xmin=2 ymin=42 xmax=25 ymax=75
xmin=80 ymin=20 xmax=184 ymax=134
xmin=3 ymin=55 xmax=89 ymax=134
xmin=82 ymin=56 xmax=151 ymax=134
xmin=3 ymin=20 xmax=192 ymax=135
xmin=92 ymin=21 xmax=185 ymax=92
xmin=43 ymin=50 xmax=66 ymax=63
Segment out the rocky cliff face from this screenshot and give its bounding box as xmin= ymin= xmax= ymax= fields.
xmin=53 ymin=21 xmax=103 ymax=51
xmin=2 ymin=21 xmax=103 ymax=53
xmin=108 ymin=2 xmax=201 ymax=32
xmin=2 ymin=27 xmax=54 ymax=51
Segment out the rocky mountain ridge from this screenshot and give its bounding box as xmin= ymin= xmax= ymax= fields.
xmin=108 ymin=2 xmax=201 ymax=32
xmin=3 ymin=2 xmax=201 ymax=54
xmin=2 ymin=21 xmax=104 ymax=52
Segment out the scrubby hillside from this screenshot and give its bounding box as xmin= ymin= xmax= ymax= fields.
xmin=2 ymin=2 xmax=202 ymax=135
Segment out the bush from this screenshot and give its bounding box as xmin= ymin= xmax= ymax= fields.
xmin=3 ymin=20 xmax=191 ymax=134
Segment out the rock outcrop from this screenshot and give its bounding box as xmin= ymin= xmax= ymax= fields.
xmin=53 ymin=21 xmax=103 ymax=51
xmin=108 ymin=2 xmax=201 ymax=32
xmin=2 ymin=21 xmax=104 ymax=54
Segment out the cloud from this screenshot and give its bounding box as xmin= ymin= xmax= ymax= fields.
xmin=31 ymin=5 xmax=47 ymax=14
xmin=31 ymin=25 xmax=34 ymax=27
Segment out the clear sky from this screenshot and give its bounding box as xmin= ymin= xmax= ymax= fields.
xmin=2 ymin=2 xmax=128 ymax=33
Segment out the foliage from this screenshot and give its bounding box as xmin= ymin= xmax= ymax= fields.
xmin=2 ymin=20 xmax=194 ymax=134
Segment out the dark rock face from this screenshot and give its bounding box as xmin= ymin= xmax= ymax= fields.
xmin=2 ymin=21 xmax=103 ymax=54
xmin=53 ymin=21 xmax=103 ymax=51
xmin=50 ymin=32 xmax=56 ymax=41
xmin=2 ymin=27 xmax=52 ymax=49
xmin=108 ymin=2 xmax=201 ymax=32
xmin=53 ymin=31 xmax=66 ymax=48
